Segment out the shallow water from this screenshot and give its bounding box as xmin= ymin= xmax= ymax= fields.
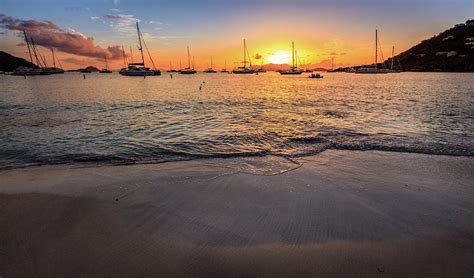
xmin=1 ymin=72 xmax=473 ymax=169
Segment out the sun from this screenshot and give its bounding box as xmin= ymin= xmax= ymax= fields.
xmin=267 ymin=50 xmax=290 ymax=64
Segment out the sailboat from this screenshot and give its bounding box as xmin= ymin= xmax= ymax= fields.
xmin=12 ymin=30 xmax=51 ymax=76
xmin=279 ymin=42 xmax=303 ymax=75
xmin=99 ymin=56 xmax=112 ymax=73
xmin=388 ymin=46 xmax=402 ymax=73
xmin=355 ymin=29 xmax=389 ymax=74
xmin=220 ymin=60 xmax=228 ymax=73
xmin=120 ymin=22 xmax=160 ymax=76
xmin=167 ymin=62 xmax=178 ymax=72
xmin=232 ymin=39 xmax=255 ymax=74
xmin=180 ymin=46 xmax=197 ymax=74
xmin=256 ymin=58 xmax=267 ymax=73
xmin=203 ymin=56 xmax=217 ymax=73
xmin=46 ymin=48 xmax=64 ymax=74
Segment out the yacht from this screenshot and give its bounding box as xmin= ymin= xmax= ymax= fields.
xmin=355 ymin=30 xmax=389 ymax=74
xmin=99 ymin=56 xmax=112 ymax=73
xmin=232 ymin=39 xmax=255 ymax=74
xmin=203 ymin=56 xmax=217 ymax=73
xmin=280 ymin=42 xmax=303 ymax=75
xmin=12 ymin=30 xmax=51 ymax=76
xmin=180 ymin=46 xmax=197 ymax=74
xmin=120 ymin=22 xmax=160 ymax=76
xmin=12 ymin=66 xmax=50 ymax=76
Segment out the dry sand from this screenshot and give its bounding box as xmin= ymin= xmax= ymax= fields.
xmin=0 ymin=150 xmax=473 ymax=277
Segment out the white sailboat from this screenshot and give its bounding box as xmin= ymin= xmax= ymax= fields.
xmin=232 ymin=39 xmax=255 ymax=74
xmin=180 ymin=46 xmax=197 ymax=74
xmin=12 ymin=30 xmax=51 ymax=76
xmin=279 ymin=42 xmax=303 ymax=75
xmin=120 ymin=22 xmax=160 ymax=76
xmin=355 ymin=29 xmax=389 ymax=74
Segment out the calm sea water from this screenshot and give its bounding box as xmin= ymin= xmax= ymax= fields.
xmin=1 ymin=72 xmax=473 ymax=170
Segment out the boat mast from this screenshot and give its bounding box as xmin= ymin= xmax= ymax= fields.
xmin=130 ymin=46 xmax=134 ymax=64
xmin=375 ymin=29 xmax=378 ymax=69
xmin=391 ymin=46 xmax=394 ymax=70
xmin=23 ymin=30 xmax=34 ymax=65
xmin=211 ymin=56 xmax=213 ymax=69
xmin=187 ymin=46 xmax=191 ymax=68
xmin=243 ymin=39 xmax=247 ymax=68
xmin=105 ymin=56 xmax=109 ymax=70
xmin=136 ymin=22 xmax=145 ymax=65
xmin=51 ymin=48 xmax=56 ymax=68
xmin=30 ymin=38 xmax=41 ymax=67
xmin=292 ymin=41 xmax=295 ymax=69
xmin=121 ymin=45 xmax=127 ymax=67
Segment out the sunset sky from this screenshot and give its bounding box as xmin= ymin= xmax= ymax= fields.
xmin=1 ymin=0 xmax=472 ymax=70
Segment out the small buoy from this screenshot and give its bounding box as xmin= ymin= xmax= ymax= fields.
xmin=24 ymin=74 xmax=26 ymax=79
xmin=170 ymin=74 xmax=173 ymax=79
xmin=83 ymin=74 xmax=86 ymax=79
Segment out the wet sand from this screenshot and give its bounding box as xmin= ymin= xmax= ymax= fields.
xmin=0 ymin=150 xmax=473 ymax=277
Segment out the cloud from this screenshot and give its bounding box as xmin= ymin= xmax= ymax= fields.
xmin=330 ymin=52 xmax=347 ymax=56
xmin=113 ymin=0 xmax=120 ymax=5
xmin=148 ymin=20 xmax=163 ymax=25
xmin=90 ymin=16 xmax=100 ymax=20
xmin=16 ymin=42 xmax=25 ymax=46
xmin=254 ymin=53 xmax=262 ymax=60
xmin=0 ymin=13 xmax=123 ymax=60
xmin=104 ymin=14 xmax=140 ymax=35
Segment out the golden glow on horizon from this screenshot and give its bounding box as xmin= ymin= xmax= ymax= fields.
xmin=267 ymin=50 xmax=290 ymax=65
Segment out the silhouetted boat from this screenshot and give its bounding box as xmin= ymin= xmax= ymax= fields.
xmin=120 ymin=22 xmax=159 ymax=76
xmin=203 ymin=56 xmax=217 ymax=73
xmin=99 ymin=56 xmax=112 ymax=73
xmin=308 ymin=73 xmax=323 ymax=78
xmin=221 ymin=61 xmax=228 ymax=73
xmin=232 ymin=39 xmax=255 ymax=74
xmin=180 ymin=46 xmax=197 ymax=74
xmin=355 ymin=30 xmax=389 ymax=74
xmin=280 ymin=42 xmax=303 ymax=75
xmin=167 ymin=62 xmax=178 ymax=72
xmin=46 ymin=48 xmax=64 ymax=74
xmin=80 ymin=68 xmax=92 ymax=73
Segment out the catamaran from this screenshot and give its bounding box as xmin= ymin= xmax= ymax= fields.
xmin=355 ymin=29 xmax=389 ymax=74
xmin=12 ymin=30 xmax=51 ymax=76
xmin=279 ymin=42 xmax=303 ymax=75
xmin=232 ymin=39 xmax=255 ymax=74
xmin=99 ymin=56 xmax=112 ymax=73
xmin=180 ymin=46 xmax=197 ymax=74
xmin=203 ymin=56 xmax=217 ymax=73
xmin=120 ymin=22 xmax=161 ymax=76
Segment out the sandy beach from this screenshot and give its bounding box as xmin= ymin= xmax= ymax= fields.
xmin=0 ymin=150 xmax=473 ymax=277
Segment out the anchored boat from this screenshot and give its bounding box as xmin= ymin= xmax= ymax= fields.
xmin=279 ymin=42 xmax=303 ymax=75
xmin=232 ymin=39 xmax=255 ymax=74
xmin=120 ymin=22 xmax=160 ymax=76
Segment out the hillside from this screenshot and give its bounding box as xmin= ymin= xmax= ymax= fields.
xmin=0 ymin=51 xmax=37 ymax=72
xmin=391 ymin=20 xmax=474 ymax=72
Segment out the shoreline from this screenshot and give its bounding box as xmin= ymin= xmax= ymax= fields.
xmin=1 ymin=150 xmax=473 ymax=277
xmin=1 ymin=148 xmax=473 ymax=173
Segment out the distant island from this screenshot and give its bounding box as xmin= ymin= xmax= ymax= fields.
xmin=66 ymin=66 xmax=100 ymax=72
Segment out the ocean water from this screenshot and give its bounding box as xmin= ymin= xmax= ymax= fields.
xmin=1 ymin=72 xmax=473 ymax=170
